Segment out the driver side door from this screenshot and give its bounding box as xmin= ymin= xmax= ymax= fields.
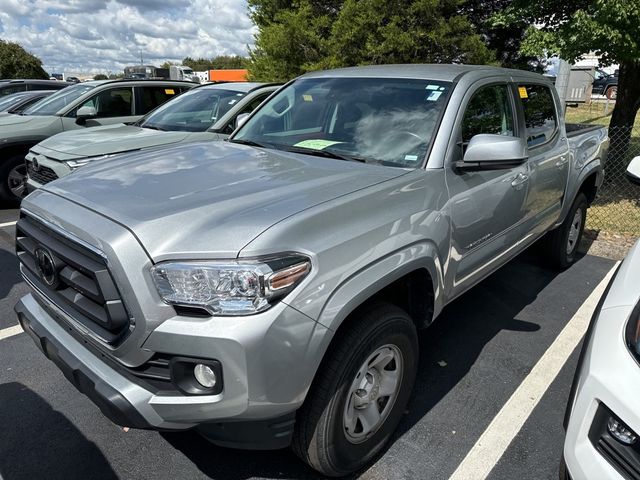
xmin=445 ymin=81 xmax=530 ymax=297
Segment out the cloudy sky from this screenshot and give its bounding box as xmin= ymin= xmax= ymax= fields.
xmin=0 ymin=0 xmax=256 ymax=75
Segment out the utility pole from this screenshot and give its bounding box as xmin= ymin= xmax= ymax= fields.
xmin=140 ymin=50 xmax=143 ymax=65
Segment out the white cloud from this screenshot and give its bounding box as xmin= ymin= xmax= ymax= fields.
xmin=0 ymin=0 xmax=256 ymax=75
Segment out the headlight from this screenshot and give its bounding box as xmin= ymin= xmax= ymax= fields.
xmin=150 ymin=255 xmax=311 ymax=316
xmin=625 ymin=300 xmax=640 ymax=361
xmin=65 ymin=154 xmax=116 ymax=170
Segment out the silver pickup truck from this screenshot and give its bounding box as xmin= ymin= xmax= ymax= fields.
xmin=14 ymin=65 xmax=608 ymax=477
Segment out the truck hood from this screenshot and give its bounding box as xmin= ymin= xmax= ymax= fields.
xmin=36 ymin=124 xmax=193 ymax=159
xmin=43 ymin=141 xmax=407 ymax=260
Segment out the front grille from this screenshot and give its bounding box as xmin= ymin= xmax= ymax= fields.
xmin=26 ymin=160 xmax=58 ymax=185
xmin=16 ymin=213 xmax=131 ymax=344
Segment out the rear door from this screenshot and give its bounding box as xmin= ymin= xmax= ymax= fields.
xmin=516 ymin=82 xmax=570 ymax=233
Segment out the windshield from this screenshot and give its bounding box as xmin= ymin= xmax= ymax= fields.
xmin=23 ymin=83 xmax=95 ymax=116
xmin=141 ymin=87 xmax=247 ymax=132
xmin=0 ymin=92 xmax=29 ymax=110
xmin=232 ymin=77 xmax=451 ymax=168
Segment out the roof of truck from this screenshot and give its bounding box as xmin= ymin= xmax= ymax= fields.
xmin=301 ymin=64 xmax=547 ymax=82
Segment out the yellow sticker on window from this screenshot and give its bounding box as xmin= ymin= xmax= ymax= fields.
xmin=518 ymin=86 xmax=528 ymax=99
xmin=165 ymin=89 xmax=175 ymax=95
xmin=302 ymin=94 xmax=313 ymax=102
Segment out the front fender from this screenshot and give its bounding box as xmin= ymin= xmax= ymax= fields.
xmin=314 ymin=241 xmax=445 ymax=333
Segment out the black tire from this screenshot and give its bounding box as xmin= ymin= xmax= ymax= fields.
xmin=292 ymin=302 xmax=418 ymax=477
xmin=0 ymin=155 xmax=27 ymax=204
xmin=546 ymin=193 xmax=588 ymax=269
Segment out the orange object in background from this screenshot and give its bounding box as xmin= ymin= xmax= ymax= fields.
xmin=208 ymin=69 xmax=248 ymax=82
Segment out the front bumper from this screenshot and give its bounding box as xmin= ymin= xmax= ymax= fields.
xmin=15 ymin=289 xmax=326 ymax=448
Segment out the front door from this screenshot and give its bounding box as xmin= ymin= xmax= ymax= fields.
xmin=445 ymin=82 xmax=529 ymax=297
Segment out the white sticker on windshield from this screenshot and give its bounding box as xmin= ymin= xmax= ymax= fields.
xmin=426 ymin=85 xmax=439 ymax=90
xmin=427 ymin=91 xmax=443 ymax=101
xmin=404 ymin=154 xmax=419 ymax=161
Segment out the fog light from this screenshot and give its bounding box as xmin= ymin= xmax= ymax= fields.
xmin=607 ymin=416 xmax=637 ymax=445
xmin=194 ymin=364 xmax=217 ymax=388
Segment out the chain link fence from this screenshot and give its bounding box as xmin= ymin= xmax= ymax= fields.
xmin=587 ymin=125 xmax=640 ymax=236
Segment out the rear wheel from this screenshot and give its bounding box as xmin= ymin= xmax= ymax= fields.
xmin=546 ymin=193 xmax=587 ymax=269
xmin=605 ymin=86 xmax=617 ymax=100
xmin=292 ymin=302 xmax=418 ymax=477
xmin=0 ymin=155 xmax=27 ymax=204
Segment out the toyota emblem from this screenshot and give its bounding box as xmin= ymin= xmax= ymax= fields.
xmin=32 ymin=157 xmax=40 ymax=172
xmin=34 ymin=247 xmax=58 ymax=287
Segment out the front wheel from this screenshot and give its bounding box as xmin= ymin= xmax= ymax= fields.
xmin=0 ymin=155 xmax=27 ymax=204
xmin=546 ymin=193 xmax=587 ymax=269
xmin=292 ymin=302 xmax=418 ymax=477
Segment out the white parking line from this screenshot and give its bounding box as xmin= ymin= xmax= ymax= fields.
xmin=0 ymin=221 xmax=17 ymax=228
xmin=0 ymin=324 xmax=24 ymax=340
xmin=449 ymin=263 xmax=620 ymax=480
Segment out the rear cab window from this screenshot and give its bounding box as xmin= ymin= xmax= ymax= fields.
xmin=518 ymin=84 xmax=558 ymax=147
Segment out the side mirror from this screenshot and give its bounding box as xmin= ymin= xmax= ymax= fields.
xmin=627 ymin=156 xmax=640 ymax=186
xmin=235 ymin=112 xmax=250 ymax=130
xmin=458 ymin=134 xmax=528 ymax=170
xmin=76 ymin=106 xmax=97 ymax=125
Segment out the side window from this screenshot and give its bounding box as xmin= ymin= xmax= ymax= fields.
xmin=79 ymin=87 xmax=133 ymax=117
xmin=519 ymin=84 xmax=558 ymax=147
xmin=29 ymin=84 xmax=55 ymax=91
xmin=139 ymin=86 xmax=180 ymax=115
xmin=461 ymin=84 xmax=514 ymax=144
xmin=221 ymin=92 xmax=270 ymax=134
xmin=0 ymin=85 xmax=26 ymax=96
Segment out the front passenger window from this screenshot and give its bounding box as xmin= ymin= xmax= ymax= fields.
xmin=461 ymin=85 xmax=514 ymax=144
xmin=78 ymin=87 xmax=133 ymax=117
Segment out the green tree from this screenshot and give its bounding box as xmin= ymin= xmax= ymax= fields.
xmin=93 ymin=73 xmax=108 ymax=80
xmin=0 ymin=39 xmax=48 ymax=79
xmin=182 ymin=56 xmax=249 ymax=71
xmin=248 ymin=0 xmax=493 ymax=82
xmin=509 ymin=0 xmax=640 ymax=160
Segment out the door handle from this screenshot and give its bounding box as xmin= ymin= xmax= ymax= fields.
xmin=556 ymin=156 xmax=569 ymax=168
xmin=511 ymin=172 xmax=529 ymax=190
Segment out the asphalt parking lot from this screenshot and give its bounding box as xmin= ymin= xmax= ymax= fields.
xmin=0 ymin=206 xmax=616 ymax=480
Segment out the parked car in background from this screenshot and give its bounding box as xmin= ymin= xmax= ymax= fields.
xmin=562 ymin=157 xmax=640 ymax=480
xmin=0 ymin=79 xmax=71 ymax=96
xmin=0 ymin=90 xmax=56 ymax=114
xmin=591 ymin=69 xmax=618 ymax=99
xmin=0 ymin=79 xmax=195 ymax=202
xmin=14 ymin=65 xmax=609 ymax=477
xmin=65 ymin=76 xmax=81 ymax=84
xmin=25 ymin=82 xmax=279 ymax=190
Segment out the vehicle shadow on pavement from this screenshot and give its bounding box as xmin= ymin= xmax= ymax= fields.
xmin=0 ymin=246 xmax=22 ymax=301
xmin=373 ymin=246 xmax=573 ymax=469
xmin=162 ymin=431 xmax=326 ymax=479
xmin=0 ymin=382 xmax=118 ymax=480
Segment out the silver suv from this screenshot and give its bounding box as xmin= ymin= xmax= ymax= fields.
xmin=25 ymin=82 xmax=279 ymax=190
xmin=0 ymin=79 xmax=194 ymax=202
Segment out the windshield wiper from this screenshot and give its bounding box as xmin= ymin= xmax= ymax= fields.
xmin=142 ymin=124 xmax=167 ymax=131
xmin=281 ymin=145 xmax=367 ymax=163
xmin=229 ymin=138 xmax=271 ymax=148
